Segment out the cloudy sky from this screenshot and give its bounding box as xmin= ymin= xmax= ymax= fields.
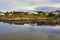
xmin=0 ymin=0 xmax=60 ymax=12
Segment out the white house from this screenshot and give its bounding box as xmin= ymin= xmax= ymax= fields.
xmin=45 ymin=12 xmax=49 ymax=15
xmin=0 ymin=12 xmax=5 ymax=15
xmin=52 ymin=10 xmax=60 ymax=15
xmin=28 ymin=11 xmax=38 ymax=14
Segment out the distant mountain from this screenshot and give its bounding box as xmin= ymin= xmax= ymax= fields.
xmin=34 ymin=7 xmax=59 ymax=12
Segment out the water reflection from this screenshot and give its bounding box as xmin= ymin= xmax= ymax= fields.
xmin=0 ymin=22 xmax=60 ymax=40
xmin=0 ymin=20 xmax=57 ymax=26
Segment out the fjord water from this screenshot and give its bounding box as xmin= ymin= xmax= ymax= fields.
xmin=0 ymin=22 xmax=60 ymax=40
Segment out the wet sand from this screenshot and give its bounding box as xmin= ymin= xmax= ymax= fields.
xmin=0 ymin=31 xmax=60 ymax=40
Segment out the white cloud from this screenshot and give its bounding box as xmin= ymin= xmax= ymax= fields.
xmin=0 ymin=0 xmax=60 ymax=11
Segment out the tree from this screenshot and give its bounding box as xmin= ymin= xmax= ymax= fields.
xmin=57 ymin=13 xmax=60 ymax=17
xmin=38 ymin=11 xmax=43 ymax=13
xmin=4 ymin=12 xmax=10 ymax=16
xmin=48 ymin=12 xmax=56 ymax=17
xmin=24 ymin=12 xmax=28 ymax=15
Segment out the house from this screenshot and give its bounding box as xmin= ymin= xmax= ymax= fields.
xmin=45 ymin=12 xmax=49 ymax=15
xmin=12 ymin=11 xmax=25 ymax=14
xmin=52 ymin=10 xmax=60 ymax=15
xmin=0 ymin=12 xmax=5 ymax=15
xmin=28 ymin=11 xmax=38 ymax=14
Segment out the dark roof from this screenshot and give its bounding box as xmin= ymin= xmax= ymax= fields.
xmin=54 ymin=10 xmax=60 ymax=12
xmin=13 ymin=12 xmax=26 ymax=14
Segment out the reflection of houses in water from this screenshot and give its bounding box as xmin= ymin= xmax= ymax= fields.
xmin=37 ymin=17 xmax=47 ymax=22
xmin=24 ymin=23 xmax=31 ymax=26
xmin=0 ymin=17 xmax=56 ymax=25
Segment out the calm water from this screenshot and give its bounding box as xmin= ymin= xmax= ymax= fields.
xmin=0 ymin=22 xmax=60 ymax=40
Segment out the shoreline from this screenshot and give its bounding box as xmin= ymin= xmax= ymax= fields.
xmin=0 ymin=18 xmax=59 ymax=25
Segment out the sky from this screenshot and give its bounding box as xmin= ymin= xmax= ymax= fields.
xmin=0 ymin=0 xmax=60 ymax=12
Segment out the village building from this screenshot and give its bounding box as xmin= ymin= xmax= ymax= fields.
xmin=52 ymin=10 xmax=60 ymax=15
xmin=28 ymin=11 xmax=38 ymax=14
xmin=0 ymin=12 xmax=5 ymax=15
xmin=45 ymin=12 xmax=49 ymax=15
xmin=12 ymin=11 xmax=25 ymax=14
